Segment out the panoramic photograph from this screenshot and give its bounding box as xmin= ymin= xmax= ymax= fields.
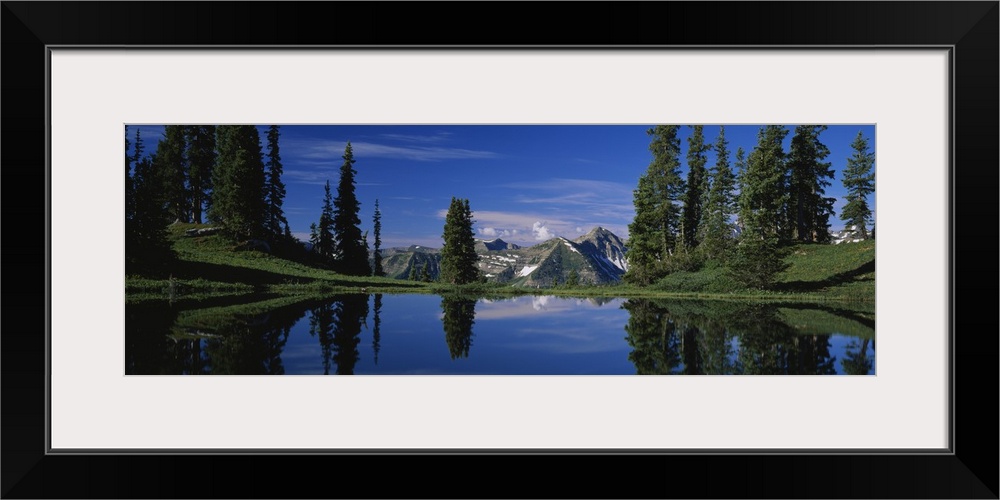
xmin=125 ymin=124 xmax=876 ymax=375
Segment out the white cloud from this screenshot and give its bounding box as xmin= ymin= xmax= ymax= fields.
xmin=496 ymin=177 xmax=636 ymax=232
xmin=285 ymin=138 xmax=499 ymax=163
xmin=389 ymin=196 xmax=431 ymax=201
xmin=353 ymin=142 xmax=499 ymax=161
xmin=532 ymin=221 xmax=555 ymax=241
xmin=501 ymin=178 xmax=634 ymax=212
xmin=379 ymin=131 xmax=454 ymax=144
xmin=282 ymin=169 xmax=338 ymax=185
xmin=466 ymin=210 xmax=545 ymax=227
xmin=283 ymin=166 xmax=388 ymax=187
xmin=478 ymin=227 xmax=519 ymax=239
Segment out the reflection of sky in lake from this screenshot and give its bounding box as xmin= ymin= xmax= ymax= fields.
xmin=827 ymin=334 xmax=877 ymax=375
xmin=281 ymin=295 xmax=635 ymax=375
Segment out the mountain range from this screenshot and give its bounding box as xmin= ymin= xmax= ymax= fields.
xmin=379 ymin=227 xmax=629 ymax=286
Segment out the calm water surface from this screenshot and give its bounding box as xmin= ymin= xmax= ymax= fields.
xmin=126 ymin=294 xmax=875 ymax=375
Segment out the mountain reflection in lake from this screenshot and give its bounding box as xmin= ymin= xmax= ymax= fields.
xmin=126 ymin=294 xmax=874 ymax=375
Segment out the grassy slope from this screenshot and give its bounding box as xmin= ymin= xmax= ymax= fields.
xmin=776 ymin=240 xmax=875 ymax=300
xmin=127 ymin=224 xmax=875 ymax=301
xmin=126 ymin=223 xmax=432 ymax=298
xmin=651 ymin=240 xmax=875 ymax=301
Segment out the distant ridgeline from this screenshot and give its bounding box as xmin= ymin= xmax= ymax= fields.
xmin=379 ymin=227 xmax=629 ymax=287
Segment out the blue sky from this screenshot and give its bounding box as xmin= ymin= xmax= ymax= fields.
xmin=131 ymin=124 xmax=875 ymax=248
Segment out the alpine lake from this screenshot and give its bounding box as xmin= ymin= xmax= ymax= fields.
xmin=126 ymin=293 xmax=875 ymax=375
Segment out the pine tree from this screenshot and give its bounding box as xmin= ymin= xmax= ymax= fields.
xmin=624 ymin=175 xmax=659 ymax=285
xmin=372 ymin=199 xmax=384 ymax=277
xmin=264 ymin=125 xmax=288 ymax=239
xmin=624 ymin=125 xmax=684 ymax=285
xmin=125 ymin=125 xmax=134 ymax=229
xmin=739 ymin=125 xmax=789 ymax=240
xmin=734 ymin=147 xmax=747 ymax=233
xmin=566 ymin=269 xmax=580 ymax=287
xmin=127 ymin=127 xmax=174 ymax=272
xmin=440 ymin=197 xmax=479 ymax=284
xmin=210 ymin=125 xmax=266 ymax=240
xmin=726 ymin=235 xmax=789 ymax=290
xmin=309 ymin=222 xmax=319 ymax=249
xmin=158 ymin=125 xmax=189 ymax=223
xmin=461 ymin=199 xmax=479 ymax=282
xmin=131 ymin=155 xmax=170 ymax=256
xmin=132 ymin=128 xmax=145 ymax=168
xmin=787 ymin=125 xmax=835 ymax=242
xmin=128 ymin=125 xmax=148 ymax=261
xmin=729 ymin=126 xmax=791 ymax=289
xmin=840 ymin=131 xmax=876 ymax=239
xmin=125 ymin=126 xmax=136 ymax=268
xmin=185 ymin=126 xmax=215 ymax=224
xmin=362 ymin=231 xmax=370 ymax=269
xmin=331 ymin=142 xmax=371 ymax=276
xmin=682 ymin=125 xmax=709 ymax=249
xmin=699 ymin=126 xmax=737 ymax=259
xmin=315 ymin=181 xmax=335 ymax=258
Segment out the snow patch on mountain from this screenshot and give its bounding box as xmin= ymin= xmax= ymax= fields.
xmin=592 ymin=254 xmax=623 ymax=276
xmin=831 ymin=226 xmax=869 ymax=245
xmin=562 ymin=240 xmax=580 ymax=253
xmin=518 ymin=265 xmax=538 ymax=277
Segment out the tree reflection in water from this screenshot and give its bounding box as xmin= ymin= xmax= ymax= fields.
xmin=622 ymin=299 xmax=861 ymax=375
xmin=622 ymin=299 xmax=682 ymax=375
xmin=372 ymin=294 xmax=382 ymax=365
xmin=309 ymin=295 xmax=370 ymax=375
xmin=126 ymin=294 xmax=872 ymax=375
xmin=841 ymin=338 xmax=873 ymax=375
xmin=201 ymin=306 xmax=302 ymax=375
xmin=441 ymin=295 xmax=476 ymax=359
xmin=125 ymin=297 xmax=307 ymax=375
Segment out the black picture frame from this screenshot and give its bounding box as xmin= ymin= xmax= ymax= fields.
xmin=3 ymin=2 xmax=996 ymax=498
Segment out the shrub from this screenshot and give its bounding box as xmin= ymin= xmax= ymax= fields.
xmin=726 ymin=237 xmax=790 ymax=290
